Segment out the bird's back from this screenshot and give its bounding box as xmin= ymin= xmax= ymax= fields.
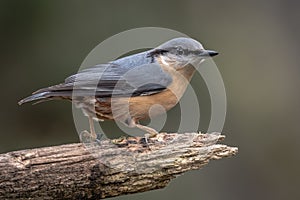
xmin=18 ymin=50 xmax=172 ymax=105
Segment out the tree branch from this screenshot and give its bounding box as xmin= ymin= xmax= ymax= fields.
xmin=0 ymin=132 xmax=238 ymax=199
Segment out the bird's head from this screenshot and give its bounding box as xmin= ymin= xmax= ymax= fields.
xmin=148 ymin=37 xmax=218 ymax=70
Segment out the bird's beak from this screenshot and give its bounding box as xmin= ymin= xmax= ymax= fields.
xmin=199 ymin=50 xmax=219 ymax=57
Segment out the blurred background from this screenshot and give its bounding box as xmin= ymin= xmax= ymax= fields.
xmin=1 ymin=0 xmax=299 ymax=199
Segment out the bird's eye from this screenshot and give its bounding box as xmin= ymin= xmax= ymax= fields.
xmin=176 ymin=47 xmax=184 ymax=55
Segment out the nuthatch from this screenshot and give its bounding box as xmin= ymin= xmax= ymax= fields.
xmin=19 ymin=37 xmax=218 ymax=139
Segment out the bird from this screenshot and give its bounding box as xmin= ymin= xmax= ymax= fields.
xmin=18 ymin=37 xmax=218 ymax=141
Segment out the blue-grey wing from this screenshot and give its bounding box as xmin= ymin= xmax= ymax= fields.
xmin=35 ymin=52 xmax=172 ymax=98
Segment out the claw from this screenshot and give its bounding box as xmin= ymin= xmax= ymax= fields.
xmin=80 ymin=130 xmax=97 ymax=143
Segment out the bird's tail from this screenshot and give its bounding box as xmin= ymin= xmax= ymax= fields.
xmin=18 ymin=86 xmax=72 ymax=105
xmin=18 ymin=91 xmax=53 ymax=105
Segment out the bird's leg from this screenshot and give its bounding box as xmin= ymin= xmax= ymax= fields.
xmin=79 ymin=116 xmax=97 ymax=143
xmin=126 ymin=119 xmax=159 ymax=144
xmin=88 ymin=116 xmax=97 ymax=140
xmin=135 ymin=124 xmax=159 ymax=138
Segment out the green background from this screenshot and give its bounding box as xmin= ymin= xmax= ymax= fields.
xmin=1 ymin=0 xmax=299 ymax=199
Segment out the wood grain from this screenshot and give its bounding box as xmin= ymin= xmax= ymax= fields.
xmin=0 ymin=132 xmax=237 ymax=199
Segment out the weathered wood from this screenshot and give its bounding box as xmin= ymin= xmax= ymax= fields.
xmin=0 ymin=132 xmax=238 ymax=199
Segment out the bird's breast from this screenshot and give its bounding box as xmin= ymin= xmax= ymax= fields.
xmin=127 ymin=64 xmax=196 ymax=120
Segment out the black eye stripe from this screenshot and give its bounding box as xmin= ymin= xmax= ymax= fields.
xmin=171 ymin=47 xmax=202 ymax=55
xmin=146 ymin=49 xmax=169 ymax=57
xmin=147 ymin=48 xmax=202 ymax=58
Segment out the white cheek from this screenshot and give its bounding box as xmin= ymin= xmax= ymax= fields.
xmin=160 ymin=56 xmax=169 ymax=66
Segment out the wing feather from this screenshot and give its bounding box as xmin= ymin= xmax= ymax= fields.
xmin=30 ymin=51 xmax=172 ymax=100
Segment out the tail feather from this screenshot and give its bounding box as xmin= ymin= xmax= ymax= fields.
xmin=18 ymin=92 xmax=51 ymax=105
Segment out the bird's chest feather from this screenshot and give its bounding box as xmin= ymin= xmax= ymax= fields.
xmin=127 ymin=66 xmax=194 ymax=119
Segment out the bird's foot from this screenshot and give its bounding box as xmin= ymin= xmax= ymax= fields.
xmin=142 ymin=131 xmax=159 ymax=145
xmin=79 ymin=130 xmax=101 ymax=143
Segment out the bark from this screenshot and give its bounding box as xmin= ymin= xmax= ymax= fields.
xmin=0 ymin=132 xmax=238 ymax=199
